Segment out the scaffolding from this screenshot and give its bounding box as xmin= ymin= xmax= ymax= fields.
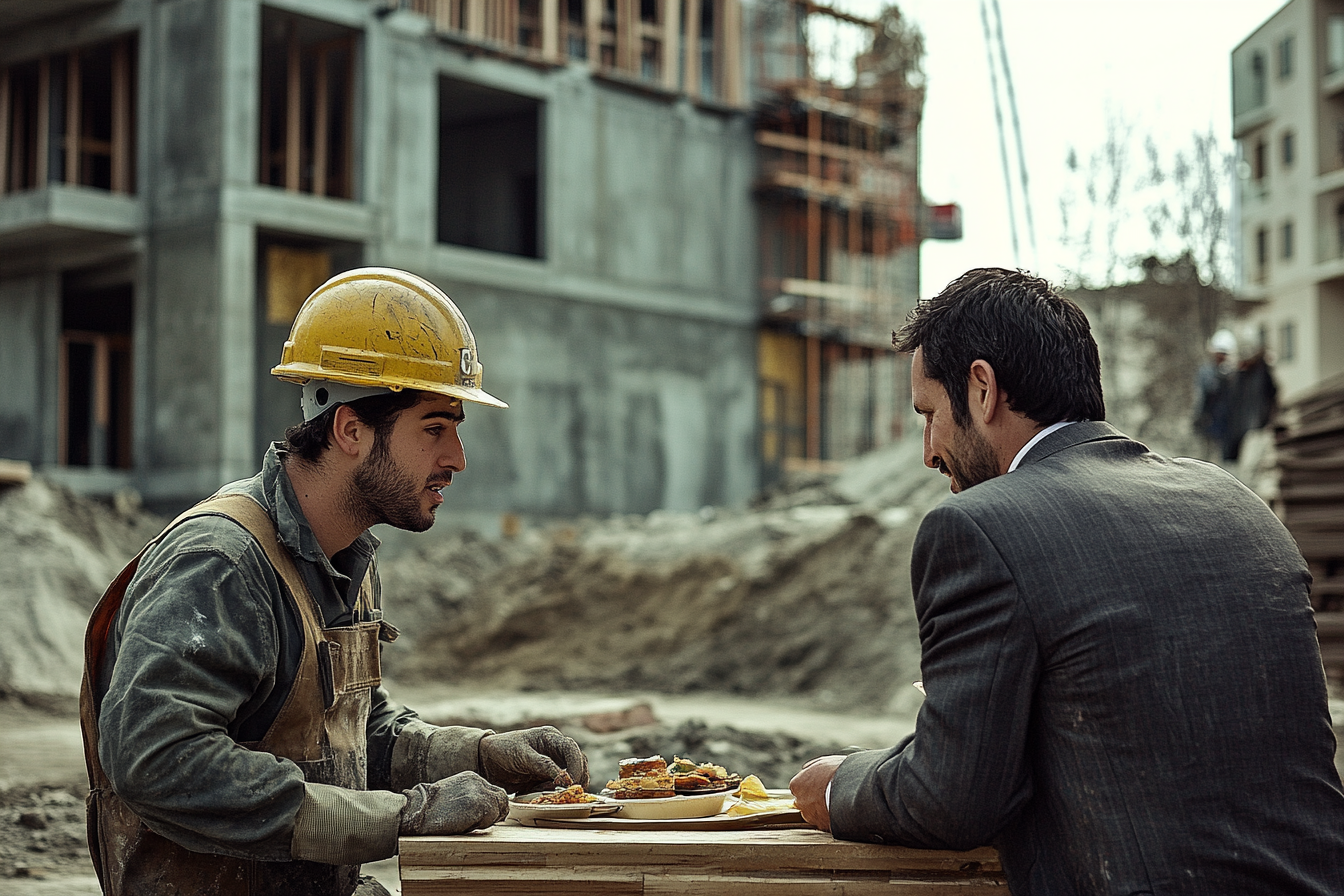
xmin=752 ymin=1 xmax=925 ymax=473
xmin=394 ymin=0 xmax=745 ymax=105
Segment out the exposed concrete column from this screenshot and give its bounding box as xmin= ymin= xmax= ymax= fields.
xmin=218 ymin=0 xmax=261 ymax=481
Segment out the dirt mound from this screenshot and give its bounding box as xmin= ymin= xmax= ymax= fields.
xmin=0 ymin=479 xmax=164 ymax=700
xmin=384 ymin=438 xmax=947 ymax=715
xmin=0 ymin=438 xmax=946 ymax=716
xmin=0 ymin=782 xmax=89 ymax=880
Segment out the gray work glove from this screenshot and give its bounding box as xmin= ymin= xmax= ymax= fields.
xmin=478 ymin=726 xmax=590 ymax=793
xmin=398 ymin=771 xmax=509 ymax=836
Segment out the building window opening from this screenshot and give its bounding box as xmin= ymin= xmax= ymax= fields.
xmin=564 ymin=0 xmax=587 ymax=58
xmin=1282 ymin=219 xmax=1294 ymax=259
xmin=1336 ymin=200 xmax=1344 ymax=257
xmin=599 ymin=0 xmax=618 ymax=67
xmin=60 ymin=281 xmax=133 ymax=468
xmin=517 ymin=0 xmax=543 ymax=50
xmin=1280 ymin=320 xmax=1296 ymax=361
xmin=258 ymin=9 xmax=358 ymax=199
xmin=1282 ymin=130 xmax=1294 ymax=167
xmin=1331 ymin=16 xmax=1344 ymax=74
xmin=1251 ymin=50 xmax=1266 ymax=106
xmin=438 ymin=77 xmax=542 ymax=258
xmin=1255 ymin=226 xmax=1268 ymax=281
xmin=0 ymin=34 xmax=136 ymax=196
xmin=699 ymin=0 xmax=718 ymax=99
xmin=1278 ymin=34 xmax=1293 ymax=78
xmin=1254 ymin=137 xmax=1267 ymax=182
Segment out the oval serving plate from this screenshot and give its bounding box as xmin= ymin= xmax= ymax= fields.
xmin=608 ymin=790 xmax=731 ymax=820
xmin=508 ymin=792 xmax=621 ymax=825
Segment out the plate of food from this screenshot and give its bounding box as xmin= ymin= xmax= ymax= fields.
xmin=602 ymin=755 xmax=735 ymax=819
xmin=507 ymin=785 xmax=621 ymax=824
xmin=668 ymin=756 xmax=743 ymax=795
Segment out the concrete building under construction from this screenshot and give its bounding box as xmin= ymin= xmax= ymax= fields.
xmin=0 ymin=0 xmax=952 ymax=519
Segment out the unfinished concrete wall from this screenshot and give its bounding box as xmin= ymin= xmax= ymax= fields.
xmin=0 ymin=0 xmax=760 ymax=518
xmin=377 ymin=37 xmax=760 ymax=516
xmin=0 ymin=275 xmax=52 ymax=462
xmin=440 ymin=289 xmax=757 ymax=516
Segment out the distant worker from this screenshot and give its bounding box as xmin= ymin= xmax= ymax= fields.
xmin=81 ymin=268 xmax=589 ymax=896
xmin=1192 ymin=327 xmax=1237 ymax=460
xmin=1220 ymin=325 xmax=1278 ymax=465
xmin=789 ymin=268 xmax=1344 ymax=893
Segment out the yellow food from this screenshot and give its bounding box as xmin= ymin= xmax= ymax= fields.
xmin=725 ymin=775 xmax=797 ymax=816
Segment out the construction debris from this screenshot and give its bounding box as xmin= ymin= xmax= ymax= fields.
xmin=382 ymin=437 xmax=946 ymax=715
xmin=0 ymin=438 xmax=944 ymax=712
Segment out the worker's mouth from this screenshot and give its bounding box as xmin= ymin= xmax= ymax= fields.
xmin=427 ymin=477 xmax=452 ymax=505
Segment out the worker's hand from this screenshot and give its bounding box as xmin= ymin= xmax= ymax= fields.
xmin=789 ymin=754 xmax=846 ymax=833
xmin=398 ymin=771 xmax=509 ymax=836
xmin=478 ymin=726 xmax=590 ymax=793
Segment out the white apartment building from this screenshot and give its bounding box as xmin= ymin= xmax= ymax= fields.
xmin=1233 ymin=0 xmax=1344 ymax=401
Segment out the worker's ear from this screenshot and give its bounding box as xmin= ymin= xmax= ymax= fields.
xmin=329 ymin=404 xmax=371 ymax=460
xmin=967 ymin=359 xmax=1003 ymax=425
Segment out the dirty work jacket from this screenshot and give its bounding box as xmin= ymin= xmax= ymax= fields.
xmin=88 ymin=444 xmax=468 ymax=864
xmin=84 ymin=491 xmax=388 ymax=895
xmin=828 ymin=421 xmax=1344 ymax=894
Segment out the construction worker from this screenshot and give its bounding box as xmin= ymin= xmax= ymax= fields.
xmin=80 ymin=268 xmax=588 ymax=896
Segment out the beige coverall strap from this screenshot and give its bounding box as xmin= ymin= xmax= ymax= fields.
xmin=201 ymin=494 xmax=327 ymax=650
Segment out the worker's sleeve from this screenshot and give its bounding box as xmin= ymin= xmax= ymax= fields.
xmin=828 ymin=502 xmax=1039 ymax=850
xmin=98 ymin=533 xmax=309 ymax=860
xmin=388 ymin=719 xmax=494 ymax=792
xmin=364 ymin=686 xmax=428 ymax=791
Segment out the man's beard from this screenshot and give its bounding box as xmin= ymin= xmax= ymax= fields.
xmin=344 ymin=438 xmax=442 ymax=533
xmin=945 ymin=423 xmax=1000 ymax=493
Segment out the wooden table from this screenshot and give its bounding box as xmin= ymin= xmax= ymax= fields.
xmin=399 ymin=825 xmax=1007 ymax=894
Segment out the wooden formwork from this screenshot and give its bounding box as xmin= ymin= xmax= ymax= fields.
xmin=1273 ymin=374 xmax=1344 ymax=681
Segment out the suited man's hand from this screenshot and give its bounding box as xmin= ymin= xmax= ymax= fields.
xmin=789 ymin=754 xmax=846 ymax=832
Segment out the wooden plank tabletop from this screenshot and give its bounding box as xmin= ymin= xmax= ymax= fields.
xmin=400 ymin=826 xmax=1008 ymax=894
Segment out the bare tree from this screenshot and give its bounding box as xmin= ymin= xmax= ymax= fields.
xmin=1059 ymin=121 xmax=1233 ymax=295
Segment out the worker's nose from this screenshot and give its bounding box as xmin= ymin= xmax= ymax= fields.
xmin=443 ymin=431 xmax=466 ymax=473
xmin=922 ymin=425 xmax=937 ymax=469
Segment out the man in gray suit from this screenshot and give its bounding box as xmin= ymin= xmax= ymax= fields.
xmin=790 ymin=268 xmax=1344 ymax=893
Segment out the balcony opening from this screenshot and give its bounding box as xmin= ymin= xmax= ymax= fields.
xmin=0 ymin=34 xmax=136 ymax=195
xmin=60 ymin=279 xmax=133 ymax=468
xmin=437 ymin=77 xmax=542 ymax=258
xmin=258 ymin=8 xmax=358 ymax=199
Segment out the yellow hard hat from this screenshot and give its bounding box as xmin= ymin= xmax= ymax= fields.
xmin=271 ymin=267 xmax=507 ymax=411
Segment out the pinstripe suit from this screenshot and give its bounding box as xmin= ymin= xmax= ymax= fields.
xmin=829 ymin=421 xmax=1344 ymax=894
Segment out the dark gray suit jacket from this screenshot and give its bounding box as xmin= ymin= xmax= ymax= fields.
xmin=830 ymin=421 xmax=1344 ymax=894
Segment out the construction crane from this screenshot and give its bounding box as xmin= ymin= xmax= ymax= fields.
xmin=979 ymin=0 xmax=1036 ymax=269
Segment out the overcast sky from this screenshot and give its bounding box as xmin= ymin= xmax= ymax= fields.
xmin=838 ymin=0 xmax=1288 ymax=297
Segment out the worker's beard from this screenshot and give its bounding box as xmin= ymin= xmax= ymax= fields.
xmin=944 ymin=422 xmax=1000 ymax=494
xmin=345 ymin=436 xmax=438 ymax=533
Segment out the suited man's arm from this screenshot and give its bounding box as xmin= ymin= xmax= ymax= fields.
xmin=829 ymin=502 xmax=1040 ymax=849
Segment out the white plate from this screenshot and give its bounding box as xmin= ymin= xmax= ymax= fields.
xmin=507 ymin=792 xmax=622 ymax=824
xmin=607 ymin=791 xmax=731 ymax=820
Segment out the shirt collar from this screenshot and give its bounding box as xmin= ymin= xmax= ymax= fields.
xmin=1008 ymin=421 xmax=1078 ymax=473
xmin=264 ymin=443 xmax=380 ymax=572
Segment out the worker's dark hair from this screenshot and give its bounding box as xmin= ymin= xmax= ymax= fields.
xmin=284 ymin=389 xmax=425 ymax=463
xmin=893 ymin=268 xmax=1105 ymax=429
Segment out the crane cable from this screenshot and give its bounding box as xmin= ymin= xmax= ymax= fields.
xmin=990 ymin=0 xmax=1037 ymax=265
xmin=979 ymin=0 xmax=1036 ymax=268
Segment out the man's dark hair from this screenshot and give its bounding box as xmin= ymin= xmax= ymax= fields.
xmin=284 ymin=389 xmax=425 ymax=463
xmin=893 ymin=268 xmax=1105 ymax=428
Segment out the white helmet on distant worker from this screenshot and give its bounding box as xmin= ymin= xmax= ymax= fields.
xmin=1208 ymin=329 xmax=1237 ymax=357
